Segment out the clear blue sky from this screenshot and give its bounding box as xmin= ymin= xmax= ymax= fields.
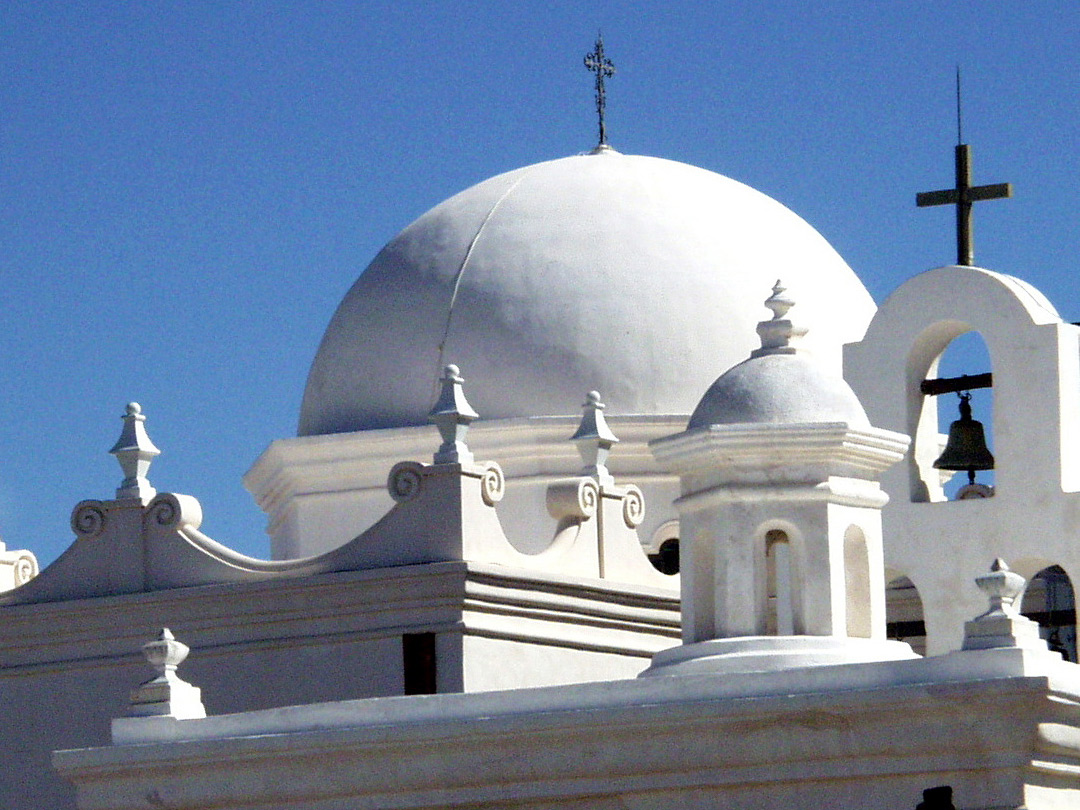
xmin=2 ymin=2 xmax=1077 ymax=565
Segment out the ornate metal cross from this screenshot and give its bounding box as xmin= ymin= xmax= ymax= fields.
xmin=584 ymin=35 xmax=616 ymax=147
xmin=916 ymin=143 xmax=1012 ymax=266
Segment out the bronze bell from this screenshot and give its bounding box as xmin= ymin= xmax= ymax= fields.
xmin=934 ymin=392 xmax=994 ymax=484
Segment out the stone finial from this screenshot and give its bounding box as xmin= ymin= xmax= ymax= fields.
xmin=128 ymin=630 xmax=206 ymax=721
xmin=429 ymin=365 xmax=479 ymax=465
xmin=751 ymin=280 xmax=809 ymax=358
xmin=109 ymin=402 xmax=161 ymax=503
xmin=129 ymin=628 xmax=206 ymax=719
xmin=962 ymin=559 xmax=1051 ymax=653
xmin=570 ymin=390 xmax=619 ymax=486
xmin=974 ymin=558 xmax=1025 ymax=619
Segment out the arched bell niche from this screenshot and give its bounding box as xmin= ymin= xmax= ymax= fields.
xmin=909 ymin=329 xmax=995 ymax=502
xmin=885 ymin=570 xmax=926 ymax=656
xmin=1018 ymin=562 xmax=1077 ymax=662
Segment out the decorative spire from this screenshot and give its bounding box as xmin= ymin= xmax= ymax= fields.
xmin=109 ymin=402 xmax=161 ymax=503
xmin=583 ymin=33 xmax=616 ymax=148
xmin=129 ymin=628 xmax=206 ymax=719
xmin=751 ymin=280 xmax=808 ymax=358
xmin=570 ymin=390 xmax=619 ymax=485
xmin=428 ymin=364 xmax=479 ymax=464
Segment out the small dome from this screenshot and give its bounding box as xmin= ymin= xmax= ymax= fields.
xmin=688 ymin=353 xmax=870 ymax=429
xmin=688 ymin=282 xmax=869 ymax=429
xmin=299 ymin=150 xmax=874 ymax=435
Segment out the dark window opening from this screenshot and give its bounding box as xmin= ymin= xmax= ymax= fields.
xmin=886 ymin=575 xmax=926 ymax=656
xmin=1021 ymin=565 xmax=1077 ymax=662
xmin=648 ymin=538 xmax=679 ymax=575
xmin=402 ymin=632 xmax=437 ymax=695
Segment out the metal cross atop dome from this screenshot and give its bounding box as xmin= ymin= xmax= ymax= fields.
xmin=584 ymin=34 xmax=616 ymax=147
xmin=916 ymin=71 xmax=1012 ymax=266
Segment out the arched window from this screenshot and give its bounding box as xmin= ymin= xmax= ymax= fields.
xmin=885 ymin=574 xmax=926 ymax=656
xmin=1021 ymin=565 xmax=1077 ymax=662
xmin=765 ymin=529 xmax=794 ymax=635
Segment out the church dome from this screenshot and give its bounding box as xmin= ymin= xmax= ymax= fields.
xmin=299 ymin=149 xmax=875 ymax=435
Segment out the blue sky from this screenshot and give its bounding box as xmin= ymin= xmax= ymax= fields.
xmin=2 ymin=2 xmax=1077 ymax=565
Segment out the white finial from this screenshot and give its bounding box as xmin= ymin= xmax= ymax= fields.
xmin=129 ymin=628 xmax=206 ymax=719
xmin=962 ymin=558 xmax=1054 ymax=654
xmin=751 ymin=280 xmax=808 ymax=358
xmin=429 ymin=364 xmax=479 ymax=464
xmin=974 ymin=558 xmax=1026 ymax=618
xmin=109 ymin=402 xmax=161 ymax=503
xmin=570 ymin=390 xmax=619 ymax=485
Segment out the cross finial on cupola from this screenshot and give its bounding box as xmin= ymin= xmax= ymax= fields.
xmin=751 ymin=280 xmax=808 ymax=358
xmin=584 ymin=33 xmax=616 ymax=149
xmin=570 ymin=390 xmax=620 ymax=485
xmin=109 ymin=402 xmax=161 ymax=503
xmin=428 ymin=364 xmax=479 ymax=465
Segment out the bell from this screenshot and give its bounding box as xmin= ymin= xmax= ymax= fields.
xmin=934 ymin=392 xmax=994 ymax=484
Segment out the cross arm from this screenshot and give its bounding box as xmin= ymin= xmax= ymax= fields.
xmin=916 ymin=188 xmax=960 ymax=207
xmin=968 ymin=182 xmax=1012 ymax=202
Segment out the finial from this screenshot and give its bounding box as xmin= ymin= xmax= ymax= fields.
xmin=109 ymin=402 xmax=161 ymax=503
xmin=129 ymin=628 xmax=206 ymax=719
xmin=570 ymin=390 xmax=620 ymax=485
xmin=751 ymin=280 xmax=808 ymax=358
xmin=962 ymin=558 xmax=1054 ymax=654
xmin=429 ymin=364 xmax=479 ymax=465
xmin=584 ymin=33 xmax=616 ymax=147
xmin=974 ymin=558 xmax=1025 ymax=618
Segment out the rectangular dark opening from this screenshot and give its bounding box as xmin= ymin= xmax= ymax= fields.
xmin=402 ymin=632 xmax=437 ymax=695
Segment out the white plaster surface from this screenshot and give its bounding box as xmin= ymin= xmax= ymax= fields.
xmin=246 ymin=414 xmax=686 ymax=560
xmin=55 ymin=647 xmax=1080 ymax=810
xmin=846 ymin=265 xmax=1080 ymax=655
xmin=299 ymin=150 xmax=874 ymax=436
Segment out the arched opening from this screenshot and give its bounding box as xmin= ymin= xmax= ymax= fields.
xmin=765 ymin=529 xmax=794 ymax=635
xmin=885 ymin=573 xmax=926 ymax=656
xmin=912 ymin=330 xmax=994 ymax=502
xmin=646 ymin=520 xmax=679 ymax=575
xmin=843 ymin=525 xmax=872 ymax=638
xmin=1020 ymin=565 xmax=1077 ymax=662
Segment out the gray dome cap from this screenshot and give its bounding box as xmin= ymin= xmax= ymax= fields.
xmin=687 ymin=282 xmax=869 ymax=430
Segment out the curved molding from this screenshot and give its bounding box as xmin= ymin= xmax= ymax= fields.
xmin=621 ymin=485 xmax=645 ymax=528
xmin=71 ymin=500 xmax=107 ymax=540
xmin=387 ymin=461 xmax=425 ymax=503
xmin=478 ymin=462 xmax=505 ymax=506
xmin=546 ymin=477 xmax=599 ymax=521
xmin=147 ymin=493 xmax=203 ymax=531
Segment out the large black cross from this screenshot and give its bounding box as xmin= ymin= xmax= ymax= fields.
xmin=584 ymin=35 xmax=616 ymax=147
xmin=916 ymin=143 xmax=1012 ymax=266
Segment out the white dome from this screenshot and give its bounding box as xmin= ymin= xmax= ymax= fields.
xmin=299 ymin=150 xmax=875 ymax=435
xmin=687 ymin=353 xmax=870 ymax=430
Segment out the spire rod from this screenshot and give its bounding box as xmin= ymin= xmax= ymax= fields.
xmin=583 ymin=33 xmax=616 ymax=147
xmin=956 ymin=65 xmax=963 ymax=146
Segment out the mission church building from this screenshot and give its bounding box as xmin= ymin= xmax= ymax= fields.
xmin=5 ymin=43 xmax=1080 ymax=810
